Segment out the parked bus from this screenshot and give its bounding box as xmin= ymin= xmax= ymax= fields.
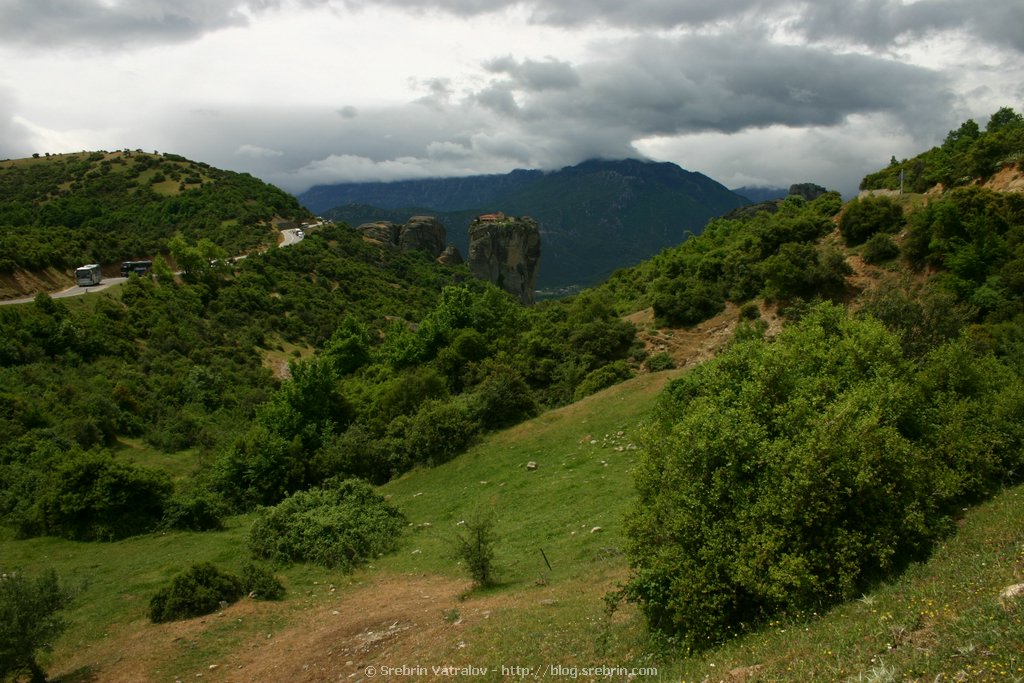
xmin=74 ymin=264 xmax=102 ymax=286
xmin=120 ymin=260 xmax=153 ymax=277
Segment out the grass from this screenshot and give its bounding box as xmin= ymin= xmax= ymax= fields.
xmin=113 ymin=437 xmax=203 ymax=481
xmin=2 ymin=366 xmax=1023 ymax=680
xmin=379 ymin=369 xmax=675 ymax=583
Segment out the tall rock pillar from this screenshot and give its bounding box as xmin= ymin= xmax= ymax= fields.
xmin=467 ymin=213 xmax=541 ymax=305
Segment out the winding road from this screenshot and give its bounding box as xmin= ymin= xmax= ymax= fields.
xmin=0 ymin=229 xmax=304 ymax=307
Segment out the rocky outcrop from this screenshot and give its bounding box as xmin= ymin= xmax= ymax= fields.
xmin=358 ymin=221 xmax=400 ymax=249
xmin=399 ymin=216 xmax=446 ymax=257
xmin=788 ymin=183 xmax=828 ymax=201
xmin=467 ymin=214 xmax=541 ymax=305
xmin=437 ymin=245 xmax=463 ymax=266
xmin=357 ymin=216 xmax=447 ymax=259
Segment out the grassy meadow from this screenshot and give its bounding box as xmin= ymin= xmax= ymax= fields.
xmin=2 ymin=365 xmax=1021 ymax=681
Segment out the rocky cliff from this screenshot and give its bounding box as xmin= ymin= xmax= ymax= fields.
xmin=467 ymin=213 xmax=541 ymax=305
xmin=357 ymin=216 xmax=450 ymax=260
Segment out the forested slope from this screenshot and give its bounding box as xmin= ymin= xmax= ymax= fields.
xmin=0 ymin=150 xmax=307 ymax=277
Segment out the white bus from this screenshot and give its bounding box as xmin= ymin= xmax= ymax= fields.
xmin=75 ymin=264 xmax=103 ymax=286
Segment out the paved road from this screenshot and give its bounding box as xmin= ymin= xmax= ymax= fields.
xmin=0 ymin=228 xmax=305 ymax=307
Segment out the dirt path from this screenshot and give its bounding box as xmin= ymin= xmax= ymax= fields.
xmin=627 ymin=301 xmax=784 ymax=370
xmin=60 ymin=574 xmax=487 ymax=683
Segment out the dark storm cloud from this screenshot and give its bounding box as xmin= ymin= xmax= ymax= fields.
xmin=0 ymin=0 xmax=278 ymax=48
xmin=793 ymin=0 xmax=1024 ymax=53
xmin=163 ymin=30 xmax=954 ymax=192
xmin=478 ymin=36 xmax=953 ymax=137
xmin=483 ymin=57 xmax=582 ymax=91
xmin=15 ymin=0 xmax=1019 ymax=55
xmin=343 ymin=0 xmax=1024 ymax=54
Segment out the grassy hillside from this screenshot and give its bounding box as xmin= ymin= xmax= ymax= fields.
xmin=1 ymin=368 xmax=1020 ymax=681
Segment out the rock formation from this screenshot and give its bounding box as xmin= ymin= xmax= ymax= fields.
xmin=357 ymin=216 xmax=449 ymax=259
xmin=357 ymin=221 xmax=400 ymax=249
xmin=788 ymin=183 xmax=828 ymax=202
xmin=467 ymin=213 xmax=541 ymax=305
xmin=399 ymin=216 xmax=446 ymax=257
xmin=437 ymin=245 xmax=463 ymax=266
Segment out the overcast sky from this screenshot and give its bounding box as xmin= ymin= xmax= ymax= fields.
xmin=2 ymin=0 xmax=1022 ymax=198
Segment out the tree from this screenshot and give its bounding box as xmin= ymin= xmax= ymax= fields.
xmin=0 ymin=568 xmax=72 ymax=683
xmin=454 ymin=512 xmax=498 ymax=588
xmin=986 ymin=106 xmax=1022 ymax=132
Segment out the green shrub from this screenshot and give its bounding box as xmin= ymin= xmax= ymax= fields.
xmin=240 ymin=562 xmax=285 ymax=601
xmin=248 ymin=479 xmax=405 ymax=570
xmin=454 ymin=512 xmax=498 ymax=588
xmin=148 ymin=563 xmax=243 ymax=623
xmin=839 ymin=195 xmax=904 ymax=246
xmin=212 ymin=424 xmax=305 ymax=509
xmin=643 ymin=352 xmax=676 ymax=373
xmin=863 ymin=232 xmax=900 ymax=264
xmin=403 ymin=398 xmax=480 ymax=466
xmin=470 ymin=366 xmax=539 ymax=429
xmin=652 ymin=277 xmax=724 ymax=326
xmin=162 ymin=488 xmax=230 ymax=531
xmin=574 ymin=360 xmax=634 ymax=400
xmin=36 ymin=451 xmax=172 ymax=541
xmin=739 ymin=301 xmax=760 ymax=320
xmin=624 ymin=302 xmax=1022 ymax=650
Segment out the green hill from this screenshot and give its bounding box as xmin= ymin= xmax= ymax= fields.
xmin=0 ymin=150 xmax=308 ymax=291
xmin=860 ymin=106 xmax=1024 ymax=193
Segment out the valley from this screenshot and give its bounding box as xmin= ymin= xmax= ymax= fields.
xmin=2 ymin=107 xmax=1024 ymax=682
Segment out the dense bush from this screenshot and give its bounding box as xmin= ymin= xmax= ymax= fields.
xmin=240 ymin=562 xmax=285 ymax=600
xmin=574 ymin=360 xmax=635 ymax=400
xmin=33 ymin=451 xmax=172 ymax=541
xmin=643 ymin=352 xmax=676 ymax=373
xmin=839 ymin=195 xmax=904 ymax=246
xmin=759 ymin=243 xmax=851 ymax=300
xmin=161 ymin=488 xmax=230 ymax=531
xmin=469 ymin=366 xmax=539 ymax=430
xmin=862 ymin=232 xmax=901 ymax=264
xmin=651 ymin=277 xmax=724 ymax=326
xmin=248 ymin=479 xmax=405 ymax=569
xmin=624 ymin=303 xmax=1023 ymax=650
xmin=149 ymin=562 xmax=244 ymax=623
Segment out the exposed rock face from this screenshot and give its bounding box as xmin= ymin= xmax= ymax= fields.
xmin=357 ymin=216 xmax=447 ymax=258
xmin=437 ymin=245 xmax=463 ymax=266
xmin=467 ymin=213 xmax=541 ymax=305
xmin=357 ymin=221 xmax=400 ymax=249
xmin=399 ymin=216 xmax=446 ymax=258
xmin=788 ymin=183 xmax=828 ymax=201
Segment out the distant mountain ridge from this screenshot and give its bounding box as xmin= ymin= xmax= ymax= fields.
xmin=299 ymin=159 xmax=749 ymax=292
xmin=299 ymin=168 xmax=544 ymax=214
xmin=731 ymin=186 xmax=789 ymax=203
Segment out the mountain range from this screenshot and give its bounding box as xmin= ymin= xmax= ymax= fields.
xmin=297 ymin=159 xmax=749 ymax=293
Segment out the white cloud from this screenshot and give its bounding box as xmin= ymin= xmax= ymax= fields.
xmin=236 ymin=144 xmax=284 ymax=158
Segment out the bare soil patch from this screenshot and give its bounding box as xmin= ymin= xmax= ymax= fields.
xmin=57 ymin=575 xmax=488 ymax=683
